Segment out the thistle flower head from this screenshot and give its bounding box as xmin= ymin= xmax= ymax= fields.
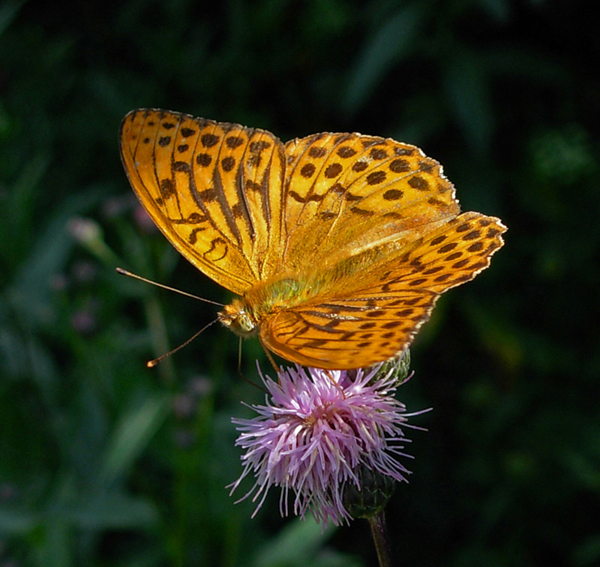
xmin=229 ymin=361 xmax=422 ymax=527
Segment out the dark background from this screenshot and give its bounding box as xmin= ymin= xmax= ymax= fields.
xmin=1 ymin=1 xmax=599 ymax=566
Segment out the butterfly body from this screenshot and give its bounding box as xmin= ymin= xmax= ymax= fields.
xmin=219 ymin=267 xmax=342 ymax=335
xmin=219 ymin=237 xmax=413 ymax=338
xmin=121 ymin=109 xmax=506 ymax=370
xmin=218 ymin=276 xmax=307 ymax=337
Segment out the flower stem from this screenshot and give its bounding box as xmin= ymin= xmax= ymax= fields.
xmin=369 ymin=512 xmax=393 ymax=567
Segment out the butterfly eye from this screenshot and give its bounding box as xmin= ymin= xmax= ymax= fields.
xmin=218 ymin=301 xmax=257 ymax=337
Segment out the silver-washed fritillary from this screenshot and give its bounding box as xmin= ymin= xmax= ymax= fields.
xmin=120 ymin=109 xmax=506 ymax=370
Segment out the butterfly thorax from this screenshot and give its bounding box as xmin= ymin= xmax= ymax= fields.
xmin=218 ymin=275 xmax=321 ymax=338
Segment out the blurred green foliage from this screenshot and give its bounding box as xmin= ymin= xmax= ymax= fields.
xmin=1 ymin=0 xmax=599 ymax=565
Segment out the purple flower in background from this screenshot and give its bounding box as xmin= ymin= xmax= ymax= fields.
xmin=230 ymin=361 xmax=423 ymax=527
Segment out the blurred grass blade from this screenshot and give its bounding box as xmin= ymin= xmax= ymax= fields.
xmin=4 ymin=153 xmax=50 ymax=258
xmin=34 ymin=519 xmax=70 ymax=567
xmin=252 ymin=516 xmax=336 ymax=567
xmin=0 ymin=0 xmax=26 ymax=37
xmin=342 ymin=4 xmax=424 ymax=117
xmin=572 ymin=534 xmax=600 ymax=567
xmin=9 ymin=187 xmax=105 ymax=328
xmin=477 ymin=0 xmax=511 ymax=22
xmin=100 ymin=394 xmax=169 ymax=485
xmin=67 ymin=491 xmax=159 ymax=530
xmin=0 ymin=508 xmax=38 ymax=535
xmin=443 ymin=50 xmax=494 ymax=155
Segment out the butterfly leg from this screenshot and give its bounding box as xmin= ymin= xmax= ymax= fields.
xmin=324 ymin=369 xmax=347 ymax=398
xmin=259 ymin=336 xmax=281 ymax=375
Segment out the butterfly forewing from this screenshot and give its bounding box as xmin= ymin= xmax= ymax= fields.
xmin=281 ymin=133 xmax=461 ymax=273
xmin=120 ymin=109 xmax=285 ymax=294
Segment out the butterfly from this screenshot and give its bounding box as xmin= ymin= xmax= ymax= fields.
xmin=120 ymin=109 xmax=506 ymax=370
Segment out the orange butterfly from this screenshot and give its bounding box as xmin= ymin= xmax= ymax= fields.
xmin=120 ymin=109 xmax=506 ymax=370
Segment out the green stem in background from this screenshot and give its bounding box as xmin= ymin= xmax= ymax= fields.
xmin=68 ymin=216 xmax=122 ymax=266
xmin=145 ymin=293 xmax=176 ymax=385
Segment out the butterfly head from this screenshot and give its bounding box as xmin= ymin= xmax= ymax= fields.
xmin=218 ymin=299 xmax=258 ymax=338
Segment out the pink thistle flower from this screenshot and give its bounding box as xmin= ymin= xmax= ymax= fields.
xmin=229 ymin=362 xmax=423 ymax=527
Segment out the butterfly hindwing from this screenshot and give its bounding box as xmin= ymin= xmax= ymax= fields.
xmin=261 ymin=212 xmax=506 ymax=369
xmin=381 ymin=211 xmax=506 ymax=293
xmin=260 ymin=289 xmax=438 ymax=369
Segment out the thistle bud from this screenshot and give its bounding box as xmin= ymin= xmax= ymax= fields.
xmin=342 ymin=463 xmax=397 ymax=519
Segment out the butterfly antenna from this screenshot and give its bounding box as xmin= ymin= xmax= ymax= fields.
xmin=116 ymin=267 xmax=224 ymax=306
xmin=147 ymin=318 xmax=220 ymax=368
